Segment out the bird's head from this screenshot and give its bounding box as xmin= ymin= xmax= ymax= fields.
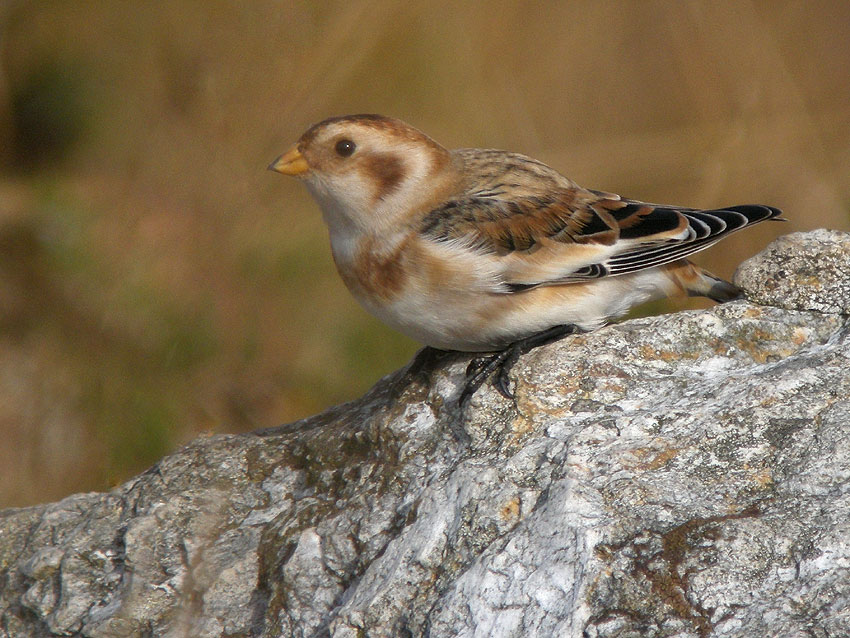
xmin=269 ymin=114 xmax=454 ymax=234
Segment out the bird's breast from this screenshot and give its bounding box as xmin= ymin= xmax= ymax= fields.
xmin=328 ymin=233 xmax=529 ymax=350
xmin=331 ymin=234 xmax=411 ymax=304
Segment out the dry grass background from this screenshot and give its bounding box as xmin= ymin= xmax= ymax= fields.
xmin=0 ymin=0 xmax=848 ymax=508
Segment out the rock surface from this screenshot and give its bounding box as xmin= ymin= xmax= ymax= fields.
xmin=734 ymin=228 xmax=850 ymax=314
xmin=1 ymin=229 xmax=849 ymax=638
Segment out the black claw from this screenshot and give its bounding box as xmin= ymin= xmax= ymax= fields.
xmin=459 ymin=324 xmax=581 ymax=406
xmin=494 ymin=368 xmax=515 ymax=399
xmin=459 ymin=355 xmax=497 ymax=405
xmin=495 ymin=362 xmax=517 ymax=397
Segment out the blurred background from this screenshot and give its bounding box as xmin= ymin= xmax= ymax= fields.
xmin=1 ymin=0 xmax=848 ymax=508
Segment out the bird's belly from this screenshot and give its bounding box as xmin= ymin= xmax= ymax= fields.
xmin=350 ymin=269 xmax=674 ymax=352
xmin=332 ymin=230 xmax=682 ymax=351
xmin=352 ymin=284 xmax=498 ymax=352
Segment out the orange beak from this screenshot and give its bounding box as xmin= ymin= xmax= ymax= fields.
xmin=268 ymin=145 xmax=310 ymax=176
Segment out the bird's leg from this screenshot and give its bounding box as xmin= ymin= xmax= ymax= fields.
xmin=392 ymin=346 xmax=456 ymax=399
xmin=460 ymin=324 xmax=581 ymax=405
xmin=406 ymin=346 xmax=454 ymax=380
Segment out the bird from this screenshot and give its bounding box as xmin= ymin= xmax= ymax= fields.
xmin=269 ymin=114 xmax=783 ymax=402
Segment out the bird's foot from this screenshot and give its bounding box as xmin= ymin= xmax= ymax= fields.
xmin=392 ymin=346 xmax=455 ymax=398
xmin=459 ymin=324 xmax=581 ymax=406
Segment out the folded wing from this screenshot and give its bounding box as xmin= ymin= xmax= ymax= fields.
xmin=420 ymin=186 xmax=783 ymax=291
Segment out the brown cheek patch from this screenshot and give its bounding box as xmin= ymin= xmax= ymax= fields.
xmin=362 ymin=153 xmax=405 ymax=202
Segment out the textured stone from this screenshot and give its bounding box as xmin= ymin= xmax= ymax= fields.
xmin=734 ymin=228 xmax=850 ymax=314
xmin=1 ymin=230 xmax=849 ymax=637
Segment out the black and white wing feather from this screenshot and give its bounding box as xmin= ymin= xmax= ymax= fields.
xmin=420 ymin=150 xmax=783 ymax=291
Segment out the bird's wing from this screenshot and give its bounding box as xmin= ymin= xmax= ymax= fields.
xmin=420 ymin=186 xmax=783 ymax=291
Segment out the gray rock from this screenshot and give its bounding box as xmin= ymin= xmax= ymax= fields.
xmin=1 ymin=229 xmax=849 ymax=638
xmin=734 ymin=228 xmax=850 ymax=314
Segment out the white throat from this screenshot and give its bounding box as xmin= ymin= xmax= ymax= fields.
xmin=306 ymin=143 xmax=444 ymax=237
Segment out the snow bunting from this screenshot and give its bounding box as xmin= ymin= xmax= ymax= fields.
xmin=269 ymin=114 xmax=783 ymax=399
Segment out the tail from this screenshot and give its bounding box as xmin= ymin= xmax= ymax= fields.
xmin=663 ymin=260 xmax=743 ymax=302
xmin=695 ymin=272 xmax=743 ymax=302
xmin=603 ymin=204 xmax=784 ymax=278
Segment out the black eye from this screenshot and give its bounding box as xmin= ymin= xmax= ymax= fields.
xmin=335 ymin=139 xmax=356 ymax=157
